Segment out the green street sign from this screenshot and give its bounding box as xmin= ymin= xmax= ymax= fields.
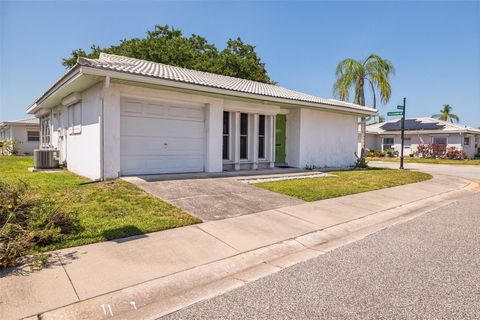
xmin=387 ymin=111 xmax=403 ymax=116
xmin=397 ymin=105 xmax=404 ymax=110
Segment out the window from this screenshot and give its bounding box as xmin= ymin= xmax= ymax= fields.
xmin=464 ymin=137 xmax=470 ymax=146
xmin=223 ymin=111 xmax=230 ymax=160
xmin=432 ymin=136 xmax=447 ymax=145
xmin=382 ymin=137 xmax=394 ymax=151
xmin=68 ymin=103 xmax=82 ymax=134
xmin=41 ymin=116 xmax=51 ymax=146
xmin=240 ymin=113 xmax=248 ymax=159
xmin=258 ymin=115 xmax=266 ymax=159
xmin=27 ymin=131 xmax=40 ymax=142
xmin=404 ymin=137 xmax=411 ymax=146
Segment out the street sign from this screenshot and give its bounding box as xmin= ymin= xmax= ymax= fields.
xmin=397 ymin=105 xmax=404 ymax=110
xmin=387 ymin=111 xmax=403 ymax=116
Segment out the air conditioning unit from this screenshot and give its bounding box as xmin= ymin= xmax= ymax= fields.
xmin=34 ymin=149 xmax=60 ymax=169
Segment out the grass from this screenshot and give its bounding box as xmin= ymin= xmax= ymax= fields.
xmin=254 ymin=168 xmax=432 ymax=202
xmin=367 ymin=157 xmax=480 ymax=165
xmin=0 ymin=156 xmax=200 ymax=251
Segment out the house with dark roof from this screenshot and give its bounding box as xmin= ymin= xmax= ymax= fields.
xmin=362 ymin=117 xmax=480 ymax=159
xmin=0 ymin=118 xmax=40 ymax=155
xmin=27 ymin=53 xmax=376 ymax=179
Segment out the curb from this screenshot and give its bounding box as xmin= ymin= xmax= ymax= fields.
xmin=33 ymin=179 xmax=480 ymax=320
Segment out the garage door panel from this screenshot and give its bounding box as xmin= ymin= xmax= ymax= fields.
xmin=121 ymin=117 xmax=204 ymax=138
xmin=120 ymin=98 xmax=205 ymax=175
xmin=121 ymin=137 xmax=204 ymax=156
xmin=121 ymin=156 xmax=204 ymax=175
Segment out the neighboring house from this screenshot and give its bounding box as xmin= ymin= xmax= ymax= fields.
xmin=362 ymin=117 xmax=480 ymax=159
xmin=27 ymin=53 xmax=376 ymax=180
xmin=0 ymin=118 xmax=40 ymax=155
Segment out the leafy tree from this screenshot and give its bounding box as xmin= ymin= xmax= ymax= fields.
xmin=432 ymin=104 xmax=460 ymax=123
xmin=62 ymin=25 xmax=273 ymax=83
xmin=333 ymin=54 xmax=395 ymax=159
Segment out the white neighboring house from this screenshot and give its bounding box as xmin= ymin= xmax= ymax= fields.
xmin=27 ymin=53 xmax=376 ymax=180
xmin=0 ymin=118 xmax=40 ymax=155
xmin=362 ymin=117 xmax=480 ymax=159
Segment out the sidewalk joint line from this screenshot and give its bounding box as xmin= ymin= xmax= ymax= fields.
xmin=55 ymin=252 xmax=80 ymax=301
xmin=194 ymin=225 xmax=242 ymax=252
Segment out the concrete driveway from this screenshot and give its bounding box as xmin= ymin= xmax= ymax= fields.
xmin=123 ymin=175 xmax=304 ymax=221
xmin=369 ymin=161 xmax=480 ymax=181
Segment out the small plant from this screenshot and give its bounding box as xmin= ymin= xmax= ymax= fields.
xmin=0 ymin=180 xmax=77 ymax=270
xmin=385 ymin=149 xmax=395 ymax=158
xmin=414 ymin=143 xmax=446 ymax=159
xmin=304 ymin=164 xmax=317 ymax=170
xmin=0 ymin=139 xmax=21 ymax=155
xmin=366 ymin=150 xmax=384 ymax=158
xmin=354 ymin=152 xmax=368 ymax=168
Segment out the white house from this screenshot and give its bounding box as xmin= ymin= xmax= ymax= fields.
xmin=363 ymin=117 xmax=480 ymax=159
xmin=0 ymin=118 xmax=40 ymax=155
xmin=27 ymin=53 xmax=376 ymax=180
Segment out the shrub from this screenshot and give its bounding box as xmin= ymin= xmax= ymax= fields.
xmin=366 ymin=150 xmax=385 ymax=158
xmin=444 ymin=147 xmax=467 ymax=160
xmin=0 ymin=181 xmax=77 ymax=269
xmin=415 ymin=143 xmax=446 ymax=158
xmin=385 ymin=149 xmax=396 ymax=158
xmin=0 ymin=139 xmax=21 ymax=155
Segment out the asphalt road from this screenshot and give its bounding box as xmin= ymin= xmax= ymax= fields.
xmin=162 ymin=193 xmax=480 ymax=319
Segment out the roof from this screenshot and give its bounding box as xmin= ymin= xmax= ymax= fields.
xmin=366 ymin=117 xmax=480 ymax=135
xmin=27 ymin=53 xmax=377 ymax=115
xmin=0 ymin=117 xmax=39 ymax=127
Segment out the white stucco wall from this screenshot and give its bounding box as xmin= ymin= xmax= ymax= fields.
xmin=287 ymin=108 xmax=358 ymax=169
xmin=364 ymin=132 xmax=480 ymax=159
xmin=8 ymin=125 xmax=40 ymax=155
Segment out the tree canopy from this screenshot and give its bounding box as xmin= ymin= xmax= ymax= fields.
xmin=62 ymin=25 xmax=274 ymax=84
xmin=432 ymin=104 xmax=460 ymax=123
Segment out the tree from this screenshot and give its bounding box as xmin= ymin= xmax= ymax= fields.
xmin=432 ymin=104 xmax=460 ymax=123
xmin=62 ymin=25 xmax=273 ymax=83
xmin=333 ymin=54 xmax=395 ymax=160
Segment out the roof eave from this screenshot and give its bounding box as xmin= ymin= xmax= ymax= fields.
xmin=80 ymin=66 xmax=377 ymax=116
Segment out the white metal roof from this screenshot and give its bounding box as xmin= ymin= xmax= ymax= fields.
xmin=76 ymin=53 xmax=375 ymax=113
xmin=0 ymin=117 xmax=39 ymax=127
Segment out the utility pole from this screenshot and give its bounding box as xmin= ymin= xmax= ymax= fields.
xmin=399 ymin=97 xmax=406 ymax=169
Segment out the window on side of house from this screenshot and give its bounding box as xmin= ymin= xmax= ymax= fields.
xmin=41 ymin=117 xmax=51 ymax=146
xmin=258 ymin=115 xmax=266 ymax=159
xmin=382 ymin=137 xmax=394 ymax=150
xmin=68 ymin=103 xmax=82 ymax=134
xmin=464 ymin=137 xmax=470 ymax=146
xmin=222 ymin=111 xmax=230 ymax=160
xmin=432 ymin=136 xmax=447 ymax=145
xmin=404 ymin=137 xmax=412 ymax=146
xmin=27 ymin=131 xmax=40 ymax=142
xmin=240 ymin=113 xmax=249 ymax=160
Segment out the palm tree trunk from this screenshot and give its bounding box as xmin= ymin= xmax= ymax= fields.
xmin=360 ymin=117 xmax=366 ymax=159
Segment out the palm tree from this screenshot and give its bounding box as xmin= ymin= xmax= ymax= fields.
xmin=333 ymin=54 xmax=395 ymax=160
xmin=432 ymin=104 xmax=460 ymax=123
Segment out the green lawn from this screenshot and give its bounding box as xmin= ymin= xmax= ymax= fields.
xmin=0 ymin=156 xmax=200 ymax=251
xmin=254 ymin=168 xmax=432 ymax=202
xmin=367 ymin=157 xmax=480 ymax=165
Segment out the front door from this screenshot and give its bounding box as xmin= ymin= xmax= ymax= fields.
xmin=275 ymin=114 xmax=286 ymax=163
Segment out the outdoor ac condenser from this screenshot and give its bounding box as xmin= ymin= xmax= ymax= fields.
xmin=34 ymin=149 xmax=60 ymax=169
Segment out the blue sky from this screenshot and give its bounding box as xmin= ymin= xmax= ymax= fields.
xmin=1 ymin=1 xmax=479 ymax=127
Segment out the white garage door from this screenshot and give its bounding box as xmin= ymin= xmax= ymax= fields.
xmin=120 ymin=98 xmax=205 ymax=175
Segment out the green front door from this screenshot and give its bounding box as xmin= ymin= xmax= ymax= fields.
xmin=275 ymin=114 xmax=286 ymax=163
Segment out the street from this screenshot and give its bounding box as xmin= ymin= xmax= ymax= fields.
xmin=163 ymin=192 xmax=480 ymax=319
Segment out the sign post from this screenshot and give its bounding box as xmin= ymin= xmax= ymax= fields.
xmin=399 ymin=98 xmax=406 ymax=169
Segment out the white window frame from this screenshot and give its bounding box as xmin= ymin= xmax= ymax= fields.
xmin=27 ymin=130 xmax=40 ymax=142
xmin=68 ymin=102 xmax=82 ymax=135
xmin=258 ymin=114 xmax=266 ymax=160
xmin=382 ymin=137 xmax=395 ymax=151
xmin=41 ymin=116 xmax=51 ymax=147
xmin=432 ymin=136 xmax=448 ymax=145
xmin=239 ymin=112 xmax=249 ymax=160
xmin=222 ymin=111 xmax=230 ymax=161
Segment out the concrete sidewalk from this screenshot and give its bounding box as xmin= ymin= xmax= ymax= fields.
xmin=1 ymin=175 xmax=478 ymax=320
